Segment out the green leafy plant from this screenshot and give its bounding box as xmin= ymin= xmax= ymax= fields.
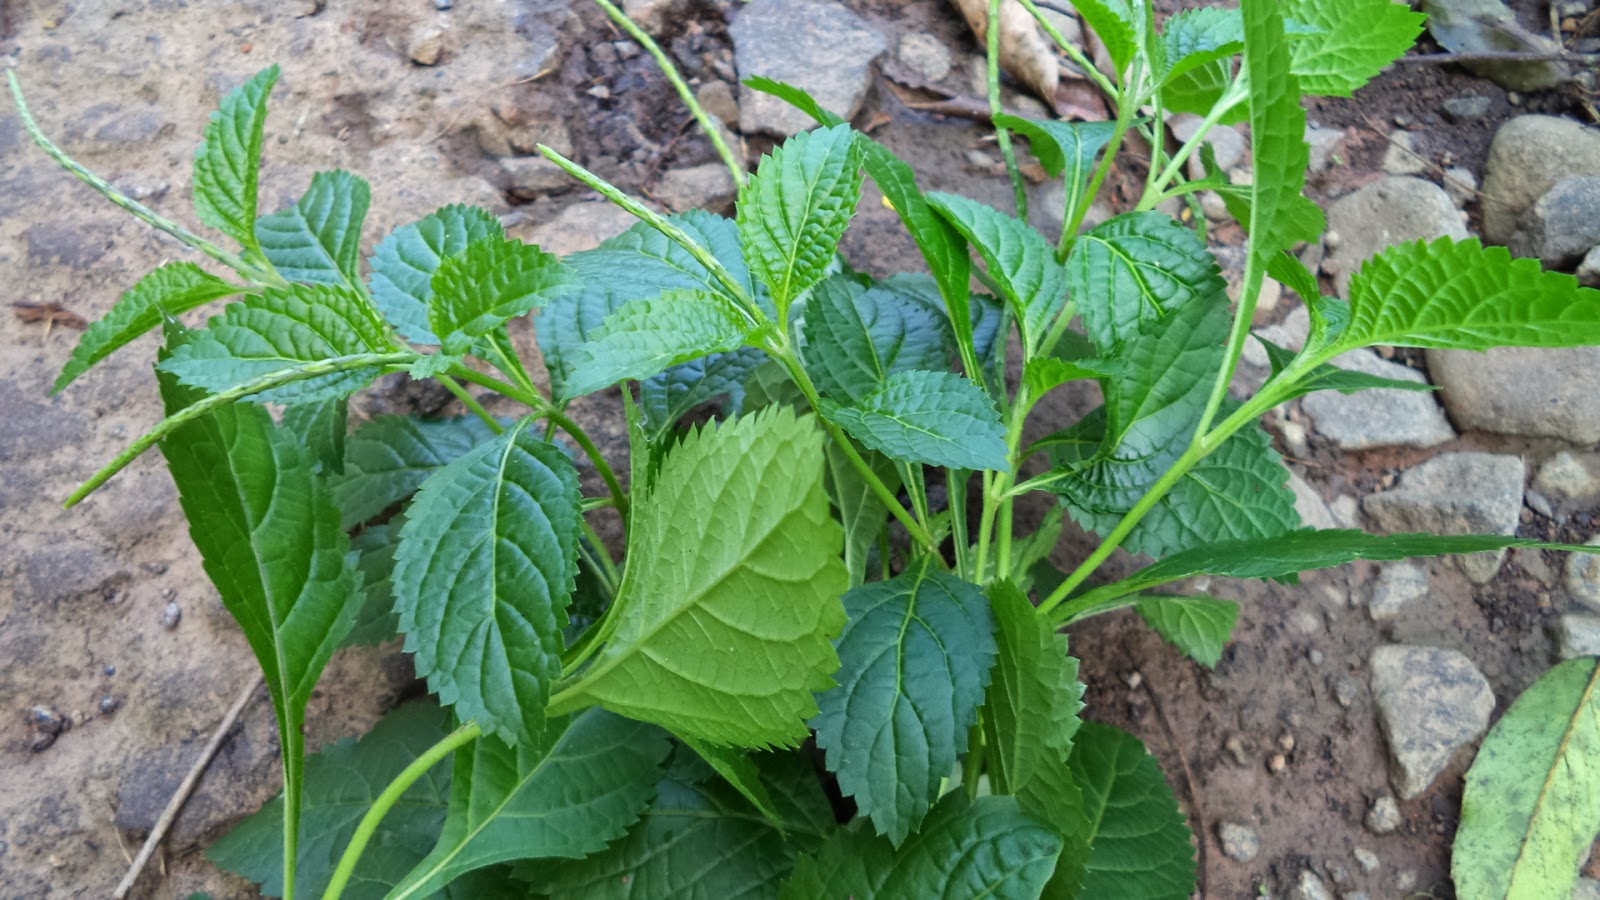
xmin=13 ymin=0 xmax=1600 ymax=895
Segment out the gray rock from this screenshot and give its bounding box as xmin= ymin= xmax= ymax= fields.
xmin=1442 ymin=93 xmax=1492 ymax=123
xmin=1428 ymin=346 xmax=1600 ymax=444
xmin=500 ymin=156 xmax=571 ymax=198
xmin=407 ymin=23 xmax=445 ymax=66
xmin=1535 ymin=452 xmax=1600 ymax=507
xmin=655 ymin=162 xmax=737 ymax=214
xmin=1369 ymin=644 xmax=1495 ymax=799
xmin=1326 ymin=177 xmax=1467 ymax=297
xmin=1362 ymin=452 xmax=1525 ymax=583
xmin=1173 ymin=115 xmax=1246 ymax=180
xmin=1300 ymin=350 xmax=1455 ymax=451
xmin=1365 ymin=794 xmax=1402 ymax=834
xmin=1369 ymin=562 xmax=1429 ymax=623
xmin=732 ymin=0 xmax=887 ymax=135
xmin=1382 ymin=131 xmax=1427 ymax=176
xmin=1556 ymin=614 xmax=1600 ymax=659
xmin=623 ymin=0 xmax=688 ymax=35
xmin=897 ymin=32 xmax=952 ymax=84
xmin=1306 ymin=125 xmax=1346 ymax=177
xmin=519 ymin=201 xmax=639 ymax=257
xmin=1574 ymin=877 xmax=1600 ymax=900
xmin=1481 ymin=116 xmax=1600 ymax=245
xmin=1579 ymin=246 xmax=1600 ymax=288
xmin=1217 ymin=821 xmax=1261 ymax=862
xmin=1510 ymin=175 xmax=1600 ymax=267
xmin=1353 ymin=847 xmax=1380 ymax=874
xmin=694 ymin=81 xmax=740 ymax=129
xmin=1443 ymin=166 xmax=1478 ymax=209
xmin=1567 ymin=538 xmax=1600 ymax=612
xmin=1290 ymin=473 xmax=1337 ymax=531
xmin=1421 ymin=0 xmax=1571 ymax=91
xmin=1295 ymin=869 xmax=1335 ymax=900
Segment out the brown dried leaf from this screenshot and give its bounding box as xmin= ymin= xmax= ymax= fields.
xmin=951 ymin=0 xmax=1061 ymax=107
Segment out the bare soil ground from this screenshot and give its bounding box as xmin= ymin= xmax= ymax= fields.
xmin=1 ymin=0 xmax=1595 ymax=897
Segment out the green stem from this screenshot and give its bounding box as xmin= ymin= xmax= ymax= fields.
xmin=579 ymin=514 xmax=622 ymax=591
xmin=948 ymin=468 xmax=972 ymax=581
xmin=282 ymin=727 xmax=304 ymax=900
xmin=587 ymin=0 xmax=745 ymax=190
xmin=7 ymin=70 xmax=288 ymax=289
xmin=436 ymin=374 xmax=505 ymax=435
xmin=1014 ymin=0 xmax=1118 ymax=99
xmin=67 ymin=352 xmax=416 ymax=507
xmin=1139 ymin=79 xmax=1248 ymax=210
xmin=987 ymin=0 xmax=1028 ymax=219
xmin=1057 ymin=99 xmax=1132 ymax=259
xmin=320 ymin=721 xmax=483 ymax=900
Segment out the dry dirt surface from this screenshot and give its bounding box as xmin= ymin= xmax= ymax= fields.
xmin=1 ymin=0 xmax=1596 ymax=898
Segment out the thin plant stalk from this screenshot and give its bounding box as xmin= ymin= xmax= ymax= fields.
xmin=988 ymin=0 xmax=1030 ymax=219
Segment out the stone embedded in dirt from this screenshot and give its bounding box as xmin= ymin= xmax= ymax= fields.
xmin=695 ymin=80 xmax=740 ymax=128
xmin=159 ymin=600 xmax=181 ymax=630
xmin=623 ymin=0 xmax=690 ymax=36
xmin=1566 ymin=537 xmax=1600 ymax=612
xmin=1368 ymin=562 xmax=1429 ymax=623
xmin=1441 ymin=93 xmax=1492 ymax=124
xmin=1481 ymin=116 xmax=1600 ymax=245
xmin=1289 ymin=473 xmax=1336 ymax=531
xmin=1579 ymin=245 xmax=1600 ymax=287
xmin=1366 ymin=794 xmax=1402 ymax=834
xmin=731 ymin=0 xmax=887 ymax=136
xmin=1362 ymin=452 xmax=1525 ymax=583
xmin=897 ymin=32 xmax=953 ymax=84
xmin=1442 ymin=166 xmax=1477 ymax=209
xmin=1421 ymin=0 xmax=1571 ymax=91
xmin=1369 ymin=644 xmax=1495 ymax=799
xmin=1427 ymin=345 xmax=1600 ymax=444
xmin=1556 ymin=614 xmax=1600 ymax=659
xmin=1510 ymin=175 xmax=1600 ymax=267
xmin=1172 ymin=115 xmax=1246 ymax=181
xmin=1534 ymin=451 xmax=1600 ymax=509
xmin=1306 ymin=125 xmax=1346 ymax=177
xmin=1381 ymin=131 xmax=1427 ymax=176
xmin=1574 ymin=877 xmax=1600 ymax=900
xmin=1353 ymin=847 xmax=1380 ymax=874
xmin=406 ymin=23 xmax=445 ymax=66
xmin=518 ymin=200 xmax=639 ymax=257
xmin=1299 ymin=350 xmax=1455 ymax=451
xmin=1294 ymin=869 xmax=1335 ymax=900
xmin=500 ymin=156 xmax=571 ymax=200
xmin=655 ymin=163 xmax=737 ymax=215
xmin=1216 ymin=821 xmax=1261 ymax=862
xmin=1325 ymin=176 xmax=1467 ymax=298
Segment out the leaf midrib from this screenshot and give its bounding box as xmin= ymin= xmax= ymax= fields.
xmin=1504 ymin=658 xmax=1600 ymax=895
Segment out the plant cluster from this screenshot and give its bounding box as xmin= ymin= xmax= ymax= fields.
xmin=12 ymin=0 xmax=1600 ymax=896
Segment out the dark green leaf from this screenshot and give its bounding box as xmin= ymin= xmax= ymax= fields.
xmin=345 ymin=520 xmax=402 ymax=647
xmin=193 ymin=65 xmax=278 ymax=255
xmin=679 ymin=736 xmax=785 ymax=829
xmin=208 ymin=704 xmax=451 ymax=900
xmin=331 ymin=414 xmax=503 ymax=528
xmin=1160 ymin=7 xmax=1243 ymax=83
xmin=553 ymin=407 xmax=848 ymax=748
xmin=1066 ymin=211 xmax=1228 ymax=352
xmin=737 ymin=123 xmax=863 ymax=315
xmin=1024 ymin=356 xmax=1124 ymax=399
xmin=803 ymin=275 xmax=950 ymax=404
xmin=927 ymin=192 xmax=1067 ymax=353
xmin=639 ymin=348 xmax=767 ymax=438
xmin=55 ymin=262 xmax=244 ymax=392
xmin=428 ymin=236 xmax=569 ymax=354
xmin=993 ymin=116 xmax=1117 ymax=182
xmin=1242 ymin=0 xmax=1309 ymax=267
xmin=1069 ymin=722 xmax=1196 ymax=899
xmin=282 ymin=396 xmax=347 ymax=475
xmin=1135 ymin=595 xmax=1240 ymax=668
xmin=1072 ymin=0 xmax=1139 ymax=74
xmin=256 ymin=170 xmax=371 ymax=291
xmin=389 ymin=711 xmax=671 ymax=899
xmin=812 ymin=561 xmax=997 ymax=845
xmin=1162 ymin=58 xmax=1237 ymax=119
xmin=1280 ymin=0 xmax=1424 ymax=96
xmin=560 ymin=290 xmax=752 ymax=400
xmin=826 ymin=440 xmax=900 ymax=588
xmin=829 ymin=369 xmax=1009 ymax=471
xmin=394 ymin=418 xmax=582 ymax=746
xmin=369 ymin=205 xmax=505 ymax=343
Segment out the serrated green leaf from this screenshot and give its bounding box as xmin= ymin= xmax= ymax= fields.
xmin=855 ymin=139 xmax=973 ymax=336
xmin=826 ymin=440 xmax=900 ymax=588
xmin=1072 ymin=0 xmax=1139 ymax=75
xmin=1280 ymin=0 xmax=1423 ymax=96
xmin=158 ymin=283 xmax=398 ymax=404
xmin=1069 ymin=722 xmax=1196 ymax=899
xmin=554 ymin=407 xmax=847 ymax=747
xmin=1024 ymin=356 xmax=1124 ymax=399
xmin=388 ymin=710 xmax=670 ymax=899
xmin=1067 ymin=211 xmax=1229 ymax=352
xmin=1333 ymin=237 xmax=1600 ymax=352
xmin=781 ymin=794 xmax=1062 ymax=899
xmin=812 ymin=561 xmax=997 ymax=845
xmin=561 ymin=290 xmax=752 ymax=400
xmin=370 ymin=205 xmax=506 ymax=344
xmin=394 ymin=418 xmax=582 ymax=746
xmin=738 ymin=123 xmax=863 ymax=316
xmin=679 ymin=735 xmax=785 ymax=829
xmin=1163 ymin=57 xmax=1237 ymax=119
xmin=803 ymin=275 xmax=950 ymax=404
xmin=639 ymin=347 xmax=767 ymax=439
xmin=331 ymin=415 xmax=502 ymax=528
xmin=428 ymin=236 xmax=569 ymax=354
xmin=208 ymin=704 xmax=451 ymax=900
xmin=257 ymin=170 xmax=371 ymax=291
xmin=1203 ymin=179 xmax=1327 ymax=247
xmin=994 ymin=116 xmax=1117 ymax=237
xmin=1242 ymin=0 xmax=1309 ymax=270
xmin=346 ymin=519 xmax=403 ymax=647
xmin=1454 ymin=657 xmax=1600 ymax=900
xmin=1135 ymin=595 xmax=1240 ymax=668
xmin=1160 ymin=7 xmax=1243 ymax=83
xmin=194 ymin=65 xmax=278 ymax=255
xmin=927 ymin=192 xmax=1067 ymax=353
xmin=541 ymin=211 xmax=761 ymax=396
xmin=1258 ymin=337 xmax=1438 ymax=402
xmin=282 ymin=396 xmax=347 ymax=475
xmin=157 ymin=365 xmax=364 ymax=894
xmin=55 ymin=262 xmax=245 ymax=392
xmin=828 ymin=369 xmax=1009 ymax=471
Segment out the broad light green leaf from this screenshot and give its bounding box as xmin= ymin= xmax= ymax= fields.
xmin=738 ymin=123 xmax=863 ymax=315
xmin=826 ymin=440 xmax=900 ymax=587
xmin=780 ymin=794 xmax=1062 ymax=899
xmin=1072 ymin=0 xmax=1139 ymax=75
xmin=282 ymin=396 xmax=347 ymax=475
xmin=1203 ymin=178 xmax=1327 ymax=248
xmin=370 ymin=205 xmax=505 ymax=343
xmin=158 ymin=283 xmax=398 ymax=404
xmin=1454 ymin=658 xmax=1600 ymax=900
xmin=829 ymin=369 xmax=1009 ymax=471
xmin=1067 ymin=211 xmax=1228 ymax=353
xmin=388 ymin=711 xmax=670 ymax=899
xmin=561 ymin=290 xmax=752 ymax=399
xmin=194 ymin=65 xmax=278 ymax=255
xmin=1163 ymin=57 xmax=1237 ymax=119
xmin=55 ymin=262 xmax=245 ymax=392
xmin=1160 ymin=7 xmax=1243 ymax=83
xmin=541 ymin=211 xmax=760 ymax=397
xmin=1069 ymin=722 xmax=1196 ymax=899
xmin=995 ymin=115 xmax=1117 ymax=237
xmin=1280 ymin=0 xmax=1423 ymax=96
xmin=640 ymin=347 xmax=767 ymax=439
xmin=983 ymin=583 xmax=1090 ymax=896
xmin=208 ymin=704 xmax=451 ymax=900
xmin=1135 ymin=595 xmax=1240 ymax=668
xmin=927 ymin=192 xmax=1067 ymax=353
xmin=1242 ymin=0 xmax=1309 ymax=267
xmin=157 ymin=366 xmax=364 ymax=893
xmin=394 ymin=418 xmax=582 ymax=746
xmin=532 ymin=750 xmax=832 ymax=899
xmin=428 ymin=236 xmax=569 ymax=354
xmin=812 ymin=561 xmax=998 ymax=845
xmin=332 ymin=415 xmax=503 ymax=528
xmin=803 ymin=275 xmax=950 ymax=404
xmin=553 ymin=407 xmax=848 ymax=748
xmin=257 ymin=170 xmax=371 ymax=291
xmin=1334 ymin=238 xmax=1600 ymax=352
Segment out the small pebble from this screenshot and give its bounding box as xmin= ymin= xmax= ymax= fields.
xmin=1333 ymin=676 xmax=1359 ymax=708
xmin=160 ymin=600 xmax=181 ymax=629
xmin=1366 ymin=795 xmax=1401 ymax=834
xmin=1125 ymin=671 xmax=1143 ymax=690
xmin=1353 ymin=847 xmax=1380 ymax=873
xmin=1309 ymin=648 xmax=1325 ymax=666
xmin=103 ymin=665 xmax=116 ymax=677
xmin=434 ymin=0 xmax=453 ymax=8
xmin=1217 ymin=821 xmax=1261 ymax=862
xmin=99 ymin=696 xmax=119 ymax=715
xmin=1393 ymin=868 xmax=1418 ymax=891
xmin=30 ymin=705 xmax=68 ymax=735
xmin=1225 ymin=735 xmax=1250 ymax=766
xmin=407 ymin=24 xmax=444 ymax=66
xmin=1267 ymin=753 xmax=1287 ymax=774
xmin=1278 ymin=733 xmax=1296 ymax=753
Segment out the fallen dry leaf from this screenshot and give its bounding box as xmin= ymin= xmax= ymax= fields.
xmin=951 ymin=0 xmax=1060 ymax=108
